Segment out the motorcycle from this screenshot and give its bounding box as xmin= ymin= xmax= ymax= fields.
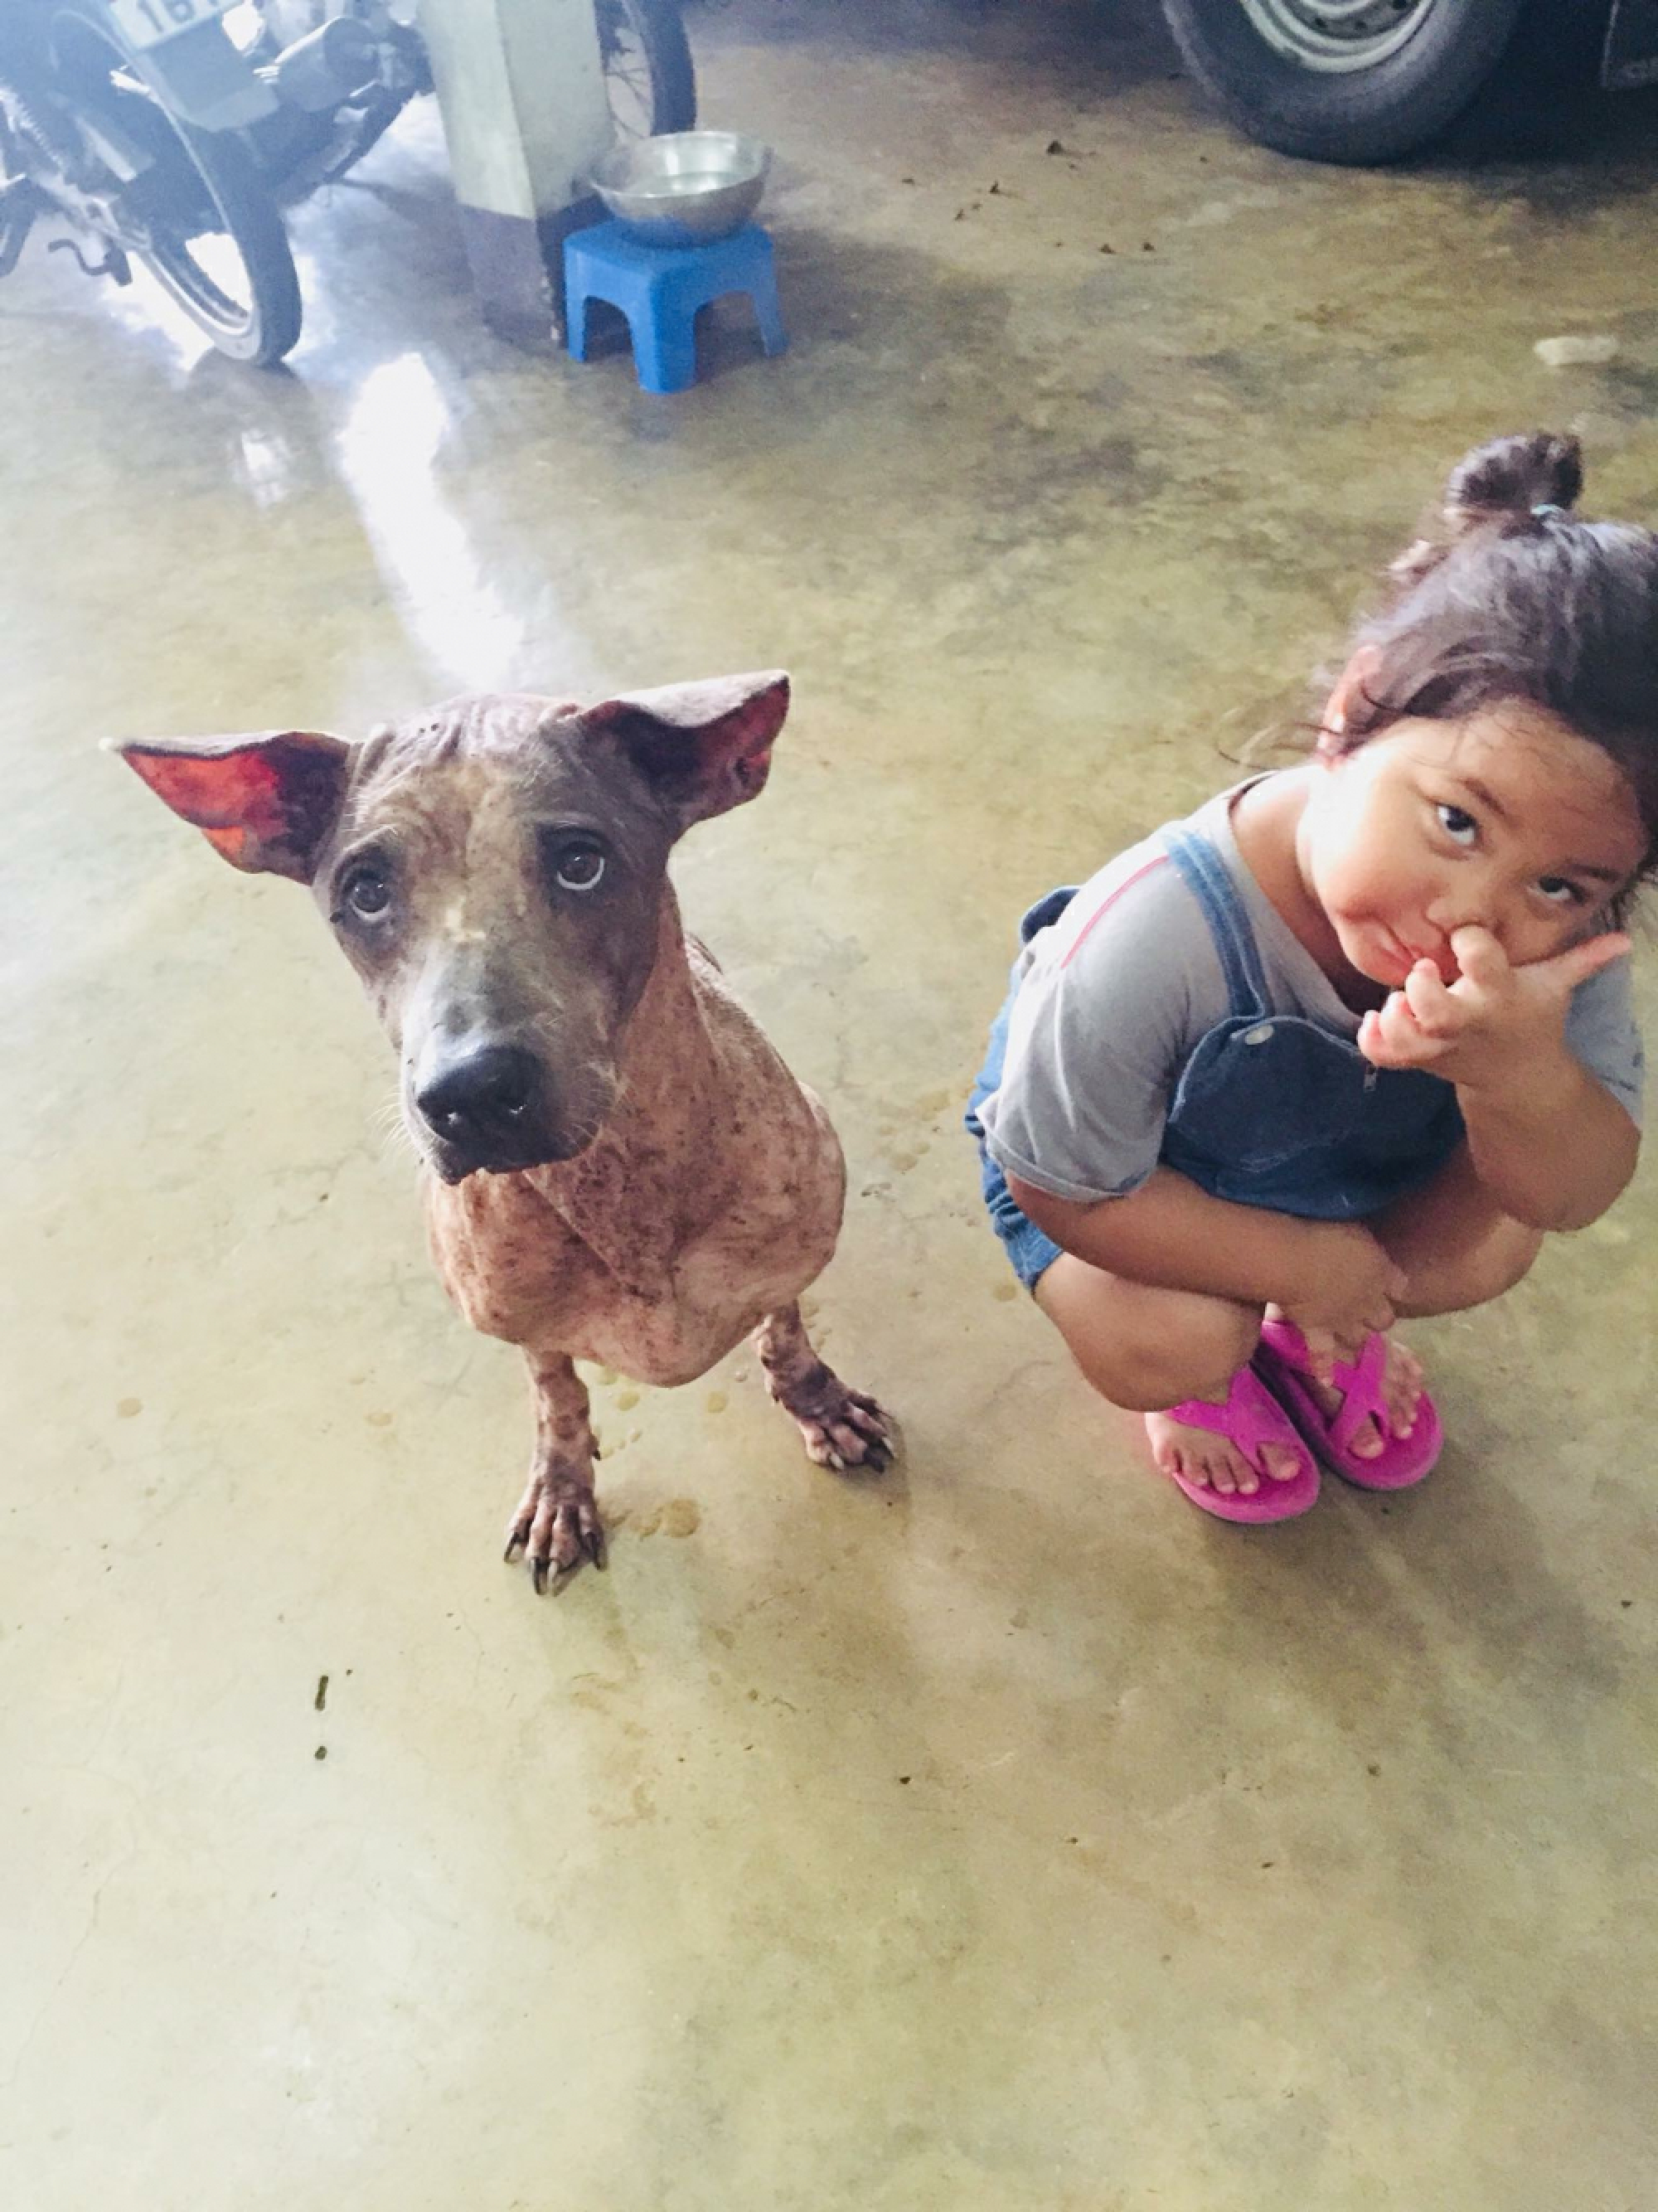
xmin=0 ymin=0 xmax=696 ymax=366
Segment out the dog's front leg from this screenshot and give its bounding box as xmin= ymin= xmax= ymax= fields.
xmin=506 ymin=1351 xmax=606 ymax=1593
xmin=755 ymin=1302 xmax=894 ymax=1474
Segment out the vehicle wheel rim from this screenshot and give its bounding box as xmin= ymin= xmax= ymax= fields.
xmin=121 ymin=128 xmax=260 ymax=343
xmin=50 ymin=15 xmax=262 ymax=344
xmin=1238 ymin=0 xmax=1438 ymax=73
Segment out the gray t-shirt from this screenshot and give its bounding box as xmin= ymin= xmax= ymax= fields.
xmin=978 ymin=779 xmax=1646 ymax=1207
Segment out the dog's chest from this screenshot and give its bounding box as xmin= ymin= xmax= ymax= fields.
xmin=423 ymin=946 xmax=846 ymax=1381
xmin=426 ymin=1094 xmax=841 ymax=1380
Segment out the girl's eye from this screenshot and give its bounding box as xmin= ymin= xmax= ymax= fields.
xmin=1437 ymin=803 xmax=1478 ymax=846
xmin=342 ymin=865 xmax=392 ymax=919
xmin=554 ymin=842 xmax=606 ymax=893
xmin=1537 ymin=876 xmax=1584 ymax=907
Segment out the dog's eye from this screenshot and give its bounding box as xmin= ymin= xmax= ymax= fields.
xmin=342 ymin=865 xmax=392 ymax=919
xmin=554 ymin=842 xmax=606 ymax=894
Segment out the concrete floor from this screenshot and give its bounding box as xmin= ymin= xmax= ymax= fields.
xmin=4 ymin=4 xmax=1657 ymax=2205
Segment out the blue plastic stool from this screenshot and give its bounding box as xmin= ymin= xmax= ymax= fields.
xmin=564 ymin=221 xmax=787 ymax=395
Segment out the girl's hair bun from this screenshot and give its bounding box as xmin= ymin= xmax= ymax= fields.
xmin=1389 ymin=430 xmax=1583 ymax=589
xmin=1443 ymin=430 xmax=1583 ymax=532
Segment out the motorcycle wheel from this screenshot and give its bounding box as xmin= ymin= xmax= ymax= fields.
xmin=597 ymin=0 xmax=696 ymax=138
xmin=1157 ymin=0 xmax=1525 ymax=164
xmin=132 ymin=116 xmax=302 ymax=363
xmin=52 ymin=12 xmax=301 ymax=364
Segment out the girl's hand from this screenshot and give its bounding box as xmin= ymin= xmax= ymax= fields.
xmin=1356 ymin=924 xmax=1630 ymax=1092
xmin=1279 ymin=1222 xmax=1408 ymax=1379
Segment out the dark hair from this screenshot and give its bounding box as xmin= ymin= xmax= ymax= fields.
xmin=1328 ymin=431 xmax=1658 ymax=911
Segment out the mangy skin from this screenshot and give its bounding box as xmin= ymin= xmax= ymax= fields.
xmin=429 ymin=895 xmax=845 ymax=1386
xmin=115 ymin=672 xmax=892 ymax=1592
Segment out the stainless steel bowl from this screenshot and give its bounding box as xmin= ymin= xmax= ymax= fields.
xmin=585 ymin=131 xmax=772 ymax=247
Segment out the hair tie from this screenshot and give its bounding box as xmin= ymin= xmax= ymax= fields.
xmin=1531 ymin=502 xmax=1565 ymax=519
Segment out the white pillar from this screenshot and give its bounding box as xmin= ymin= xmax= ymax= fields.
xmin=420 ymin=0 xmax=614 ymax=347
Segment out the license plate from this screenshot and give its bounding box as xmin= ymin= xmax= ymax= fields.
xmin=105 ymin=0 xmax=236 ymax=55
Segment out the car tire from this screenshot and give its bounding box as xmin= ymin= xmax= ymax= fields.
xmin=1159 ymin=0 xmax=1527 ymax=164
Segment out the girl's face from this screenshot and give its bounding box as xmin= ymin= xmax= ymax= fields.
xmin=1299 ymin=703 xmax=1645 ymax=990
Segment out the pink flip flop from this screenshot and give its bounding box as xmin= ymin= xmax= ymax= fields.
xmin=1147 ymin=1365 xmax=1320 ymax=1524
xmin=1253 ymin=1317 xmax=1442 ymax=1491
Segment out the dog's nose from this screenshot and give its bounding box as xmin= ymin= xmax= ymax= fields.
xmin=416 ymin=1044 xmax=541 ymax=1153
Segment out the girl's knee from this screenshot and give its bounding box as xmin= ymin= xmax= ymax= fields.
xmin=1458 ymin=1223 xmax=1544 ymax=1310
xmin=1399 ymin=1220 xmax=1543 ymax=1317
xmin=1036 ymin=1261 xmax=1258 ymax=1408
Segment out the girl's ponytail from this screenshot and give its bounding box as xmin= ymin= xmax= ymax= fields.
xmin=1389 ymin=431 xmax=1584 ymax=593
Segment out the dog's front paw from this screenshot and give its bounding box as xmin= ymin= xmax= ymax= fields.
xmin=505 ymin=1464 xmax=607 ymax=1594
xmin=770 ymin=1370 xmax=895 ymax=1476
xmin=754 ymin=1302 xmax=895 ymax=1476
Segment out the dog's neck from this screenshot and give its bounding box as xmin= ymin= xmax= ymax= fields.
xmin=613 ymin=883 xmax=725 ymax=1130
xmin=527 ymin=882 xmax=724 ymax=1185
xmin=474 ymin=886 xmax=730 ymax=1284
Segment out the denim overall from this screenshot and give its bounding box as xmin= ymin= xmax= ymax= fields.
xmin=966 ymin=828 xmax=1467 ymax=1290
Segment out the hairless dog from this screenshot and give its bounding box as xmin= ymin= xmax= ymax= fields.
xmin=114 ymin=672 xmax=891 ymax=1589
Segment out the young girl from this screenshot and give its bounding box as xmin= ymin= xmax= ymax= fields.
xmin=967 ymin=431 xmax=1655 ymax=1521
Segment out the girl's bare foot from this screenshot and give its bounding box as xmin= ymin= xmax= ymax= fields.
xmin=1144 ymin=1402 xmax=1307 ymax=1498
xmin=1302 ymin=1335 xmax=1424 ymax=1460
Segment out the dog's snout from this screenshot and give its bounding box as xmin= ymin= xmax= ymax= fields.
xmin=416 ymin=1044 xmax=541 ymax=1157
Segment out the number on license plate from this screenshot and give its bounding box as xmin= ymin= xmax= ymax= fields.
xmin=106 ymin=0 xmax=235 ymax=54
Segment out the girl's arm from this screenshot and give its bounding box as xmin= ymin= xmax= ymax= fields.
xmin=1456 ymin=1061 xmax=1639 ymax=1231
xmin=1008 ymin=1164 xmax=1401 ymax=1332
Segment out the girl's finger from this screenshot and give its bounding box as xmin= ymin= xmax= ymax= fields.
xmin=1530 ymin=931 xmax=1632 ymax=997
xmin=1449 ymin=924 xmax=1508 ymax=990
xmin=1403 ymin=959 xmax=1457 ymax=1033
xmin=1360 ymin=999 xmax=1420 ymax=1069
xmin=1381 ymin=994 xmax=1455 ymax=1069
xmin=1300 ymin=1327 xmax=1336 ymax=1386
xmin=1380 ymin=992 xmax=1429 ymax=1054
xmin=1357 ymin=1008 xmax=1399 ymax=1068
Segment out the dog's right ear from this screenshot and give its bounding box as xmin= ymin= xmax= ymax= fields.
xmin=108 ymin=731 xmax=351 ymax=883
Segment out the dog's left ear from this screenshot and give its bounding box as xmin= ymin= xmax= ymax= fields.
xmin=582 ymin=671 xmax=790 ymax=829
xmin=109 ymin=731 xmax=352 ymax=883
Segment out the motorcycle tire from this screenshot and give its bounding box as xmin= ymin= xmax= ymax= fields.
xmin=598 ymin=0 xmax=696 ymax=138
xmin=1157 ymin=0 xmax=1526 ymax=164
xmin=134 ymin=117 xmax=303 ymax=365
xmin=50 ymin=10 xmax=301 ymax=363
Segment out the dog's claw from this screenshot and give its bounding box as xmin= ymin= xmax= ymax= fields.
xmin=757 ymin=1307 xmax=895 ymax=1482
xmin=770 ymin=1377 xmax=896 ymax=1477
xmin=507 ymin=1463 xmax=606 ymax=1594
